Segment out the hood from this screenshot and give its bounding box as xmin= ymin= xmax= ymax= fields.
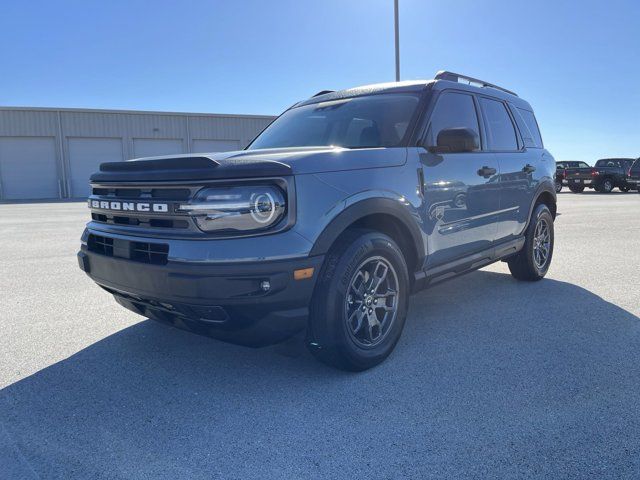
xmin=89 ymin=147 xmax=407 ymax=183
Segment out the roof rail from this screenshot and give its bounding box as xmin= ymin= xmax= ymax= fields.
xmin=312 ymin=90 xmax=335 ymax=97
xmin=434 ymin=71 xmax=518 ymax=97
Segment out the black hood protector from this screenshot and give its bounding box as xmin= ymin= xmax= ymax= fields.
xmin=90 ymin=155 xmax=292 ymax=183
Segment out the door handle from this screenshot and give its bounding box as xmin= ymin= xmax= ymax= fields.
xmin=477 ymin=166 xmax=497 ymax=178
xmin=523 ymin=164 xmax=536 ymax=173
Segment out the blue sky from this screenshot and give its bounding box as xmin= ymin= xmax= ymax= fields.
xmin=0 ymin=0 xmax=638 ymax=161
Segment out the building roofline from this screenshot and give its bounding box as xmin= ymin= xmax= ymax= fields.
xmin=0 ymin=105 xmax=276 ymax=119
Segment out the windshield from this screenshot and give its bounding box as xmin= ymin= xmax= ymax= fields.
xmin=248 ymin=93 xmax=421 ymax=150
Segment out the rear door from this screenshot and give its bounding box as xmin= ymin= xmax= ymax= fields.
xmin=420 ymin=90 xmax=500 ymax=268
xmin=479 ymin=98 xmax=538 ymax=241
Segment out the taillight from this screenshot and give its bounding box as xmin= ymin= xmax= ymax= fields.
xmin=628 ymin=168 xmax=632 ymax=177
xmin=591 ymin=169 xmax=599 ymax=176
xmin=562 ymin=169 xmax=567 ymax=179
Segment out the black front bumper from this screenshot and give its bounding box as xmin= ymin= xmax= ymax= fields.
xmin=78 ymin=246 xmax=324 ymax=346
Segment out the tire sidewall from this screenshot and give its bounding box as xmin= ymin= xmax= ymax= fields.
xmin=311 ymin=232 xmax=409 ymax=369
xmin=526 ymin=205 xmax=554 ymax=278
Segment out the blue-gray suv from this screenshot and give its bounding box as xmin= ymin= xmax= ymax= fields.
xmin=78 ymin=71 xmax=557 ymax=370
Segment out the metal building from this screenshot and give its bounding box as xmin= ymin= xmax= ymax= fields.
xmin=0 ymin=107 xmax=275 ymax=200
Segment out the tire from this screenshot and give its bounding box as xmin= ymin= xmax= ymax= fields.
xmin=555 ymin=181 xmax=563 ymax=193
xmin=619 ymin=186 xmax=630 ymax=192
xmin=600 ymin=178 xmax=614 ymax=193
xmin=568 ymin=185 xmax=584 ymax=193
xmin=306 ymin=230 xmax=410 ymax=371
xmin=507 ymin=204 xmax=554 ymax=281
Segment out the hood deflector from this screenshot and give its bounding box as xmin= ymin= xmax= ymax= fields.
xmin=90 ymin=155 xmax=292 ymax=183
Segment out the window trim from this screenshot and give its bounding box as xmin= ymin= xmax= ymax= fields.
xmin=514 ymin=106 xmax=544 ymax=149
xmin=476 ymin=95 xmax=523 ymax=153
xmin=420 ymin=89 xmax=485 ymax=152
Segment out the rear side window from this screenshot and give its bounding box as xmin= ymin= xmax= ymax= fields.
xmin=427 ymin=92 xmax=480 ymax=147
xmin=514 ymin=108 xmax=544 ymax=148
xmin=480 ymin=97 xmax=518 ymax=151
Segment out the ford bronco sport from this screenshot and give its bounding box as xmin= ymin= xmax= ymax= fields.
xmin=78 ymin=71 xmax=557 ymax=371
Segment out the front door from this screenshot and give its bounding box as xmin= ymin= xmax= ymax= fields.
xmin=420 ymin=91 xmax=500 ymax=268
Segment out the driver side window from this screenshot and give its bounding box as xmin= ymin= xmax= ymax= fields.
xmin=427 ymin=92 xmax=481 ymax=148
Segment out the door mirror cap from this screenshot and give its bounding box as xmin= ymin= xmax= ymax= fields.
xmin=428 ymin=127 xmax=480 ymax=154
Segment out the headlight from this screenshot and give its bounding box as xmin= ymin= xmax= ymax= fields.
xmin=178 ymin=185 xmax=286 ymax=233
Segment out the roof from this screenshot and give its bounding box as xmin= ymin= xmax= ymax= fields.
xmin=297 ymin=72 xmax=532 ymax=110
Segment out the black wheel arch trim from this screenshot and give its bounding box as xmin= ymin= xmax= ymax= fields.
xmin=309 ymin=197 xmax=425 ymax=268
xmin=525 ymin=181 xmax=557 ymax=230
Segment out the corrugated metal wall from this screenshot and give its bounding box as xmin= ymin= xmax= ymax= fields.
xmin=0 ymin=107 xmax=275 ymax=200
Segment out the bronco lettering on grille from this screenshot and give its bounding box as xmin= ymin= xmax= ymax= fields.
xmin=89 ymin=200 xmax=170 ymax=213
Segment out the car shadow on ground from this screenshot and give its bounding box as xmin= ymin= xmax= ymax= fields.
xmin=2 ymin=270 xmax=640 ymax=479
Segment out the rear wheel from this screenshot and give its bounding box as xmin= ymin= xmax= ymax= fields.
xmin=619 ymin=186 xmax=631 ymax=192
xmin=307 ymin=230 xmax=410 ymax=371
xmin=600 ymin=178 xmax=614 ymax=193
xmin=568 ymin=185 xmax=584 ymax=193
xmin=508 ymin=204 xmax=554 ymax=281
xmin=555 ymin=181 xmax=563 ymax=193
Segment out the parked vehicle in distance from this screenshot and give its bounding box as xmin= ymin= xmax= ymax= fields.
xmin=78 ymin=71 xmax=557 ymax=371
xmin=555 ymin=161 xmax=590 ymax=192
xmin=564 ymin=158 xmax=637 ymax=193
xmin=629 ymin=158 xmax=640 ymax=192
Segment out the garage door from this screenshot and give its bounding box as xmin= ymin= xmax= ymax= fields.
xmin=132 ymin=139 xmax=183 ymax=159
xmin=68 ymin=138 xmax=123 ymax=198
xmin=192 ymin=139 xmax=240 ymax=153
xmin=0 ymin=137 xmax=59 ymax=200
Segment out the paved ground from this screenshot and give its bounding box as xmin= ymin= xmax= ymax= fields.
xmin=1 ymin=191 xmax=639 ymax=479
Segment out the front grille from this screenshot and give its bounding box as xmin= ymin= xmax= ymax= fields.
xmin=87 ymin=234 xmax=169 ymax=265
xmin=91 ymin=213 xmax=189 ymax=229
xmin=92 ymin=187 xmax=191 ymax=200
xmin=89 ymin=184 xmax=198 ymax=232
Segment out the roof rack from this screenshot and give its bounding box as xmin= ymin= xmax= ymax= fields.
xmin=312 ymin=90 xmax=335 ymax=97
xmin=434 ymin=71 xmax=518 ymax=97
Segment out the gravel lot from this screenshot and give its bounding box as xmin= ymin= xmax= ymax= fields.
xmin=1 ymin=191 xmax=639 ymax=479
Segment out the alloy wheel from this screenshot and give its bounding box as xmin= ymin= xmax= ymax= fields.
xmin=533 ymin=218 xmax=551 ymax=269
xmin=344 ymin=256 xmax=399 ymax=348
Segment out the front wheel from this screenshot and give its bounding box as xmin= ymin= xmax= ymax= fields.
xmin=507 ymin=204 xmax=554 ymax=281
xmin=619 ymin=186 xmax=631 ymax=192
xmin=307 ymin=230 xmax=409 ymax=371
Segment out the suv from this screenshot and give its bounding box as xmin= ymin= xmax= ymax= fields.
xmin=78 ymin=71 xmax=557 ymax=371
xmin=555 ymin=161 xmax=590 ymax=192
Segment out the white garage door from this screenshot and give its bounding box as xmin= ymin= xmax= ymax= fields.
xmin=192 ymin=139 xmax=240 ymax=153
xmin=68 ymin=138 xmax=123 ymax=198
xmin=132 ymin=139 xmax=183 ymax=159
xmin=0 ymin=137 xmax=59 ymax=200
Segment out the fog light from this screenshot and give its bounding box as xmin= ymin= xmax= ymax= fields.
xmin=260 ymin=280 xmax=271 ymax=292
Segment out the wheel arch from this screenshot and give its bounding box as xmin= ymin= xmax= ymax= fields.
xmin=528 ymin=183 xmax=557 ymax=227
xmin=309 ymin=198 xmax=425 ymax=275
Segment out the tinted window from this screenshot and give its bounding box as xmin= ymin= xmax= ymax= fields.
xmin=248 ymin=94 xmax=420 ymax=150
xmin=578 ymin=162 xmax=590 ymax=168
xmin=480 ymin=98 xmax=518 ymax=151
xmin=427 ymin=92 xmax=480 ymax=147
xmin=516 ymin=108 xmax=543 ymax=148
xmin=596 ymin=159 xmax=623 ymax=168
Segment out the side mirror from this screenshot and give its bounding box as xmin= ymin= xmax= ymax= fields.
xmin=429 ymin=127 xmax=479 ymax=154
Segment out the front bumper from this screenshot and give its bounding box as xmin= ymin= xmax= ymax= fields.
xmin=78 ymin=241 xmax=324 ymax=346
